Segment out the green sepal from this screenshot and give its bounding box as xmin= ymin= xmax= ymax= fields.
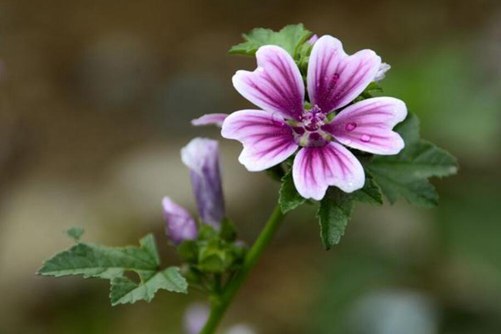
xmin=197 ymin=241 xmax=234 ymax=273
xmin=198 ymin=224 xmax=218 ymax=240
xmin=177 ymin=240 xmax=198 ymax=263
xmin=229 ymin=24 xmax=312 ymax=59
xmin=219 ymin=218 xmax=237 ymax=242
xmin=229 ymin=242 xmax=247 ymax=266
xmin=317 ymin=189 xmax=355 ymax=250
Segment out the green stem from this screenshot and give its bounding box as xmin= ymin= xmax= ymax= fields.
xmin=200 ymin=205 xmax=285 ymax=334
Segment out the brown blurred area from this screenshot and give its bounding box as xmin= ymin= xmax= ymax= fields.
xmin=1 ymin=0 xmax=500 ymax=333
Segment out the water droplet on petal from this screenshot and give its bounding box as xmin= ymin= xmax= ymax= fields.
xmin=345 ymin=122 xmax=357 ymax=132
xmin=361 ymin=134 xmax=371 ymax=142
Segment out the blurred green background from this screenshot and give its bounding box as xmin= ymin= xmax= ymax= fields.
xmin=0 ymin=0 xmax=500 ymax=333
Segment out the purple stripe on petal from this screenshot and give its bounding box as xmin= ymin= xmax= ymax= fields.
xmin=181 ymin=138 xmax=225 ymax=229
xmin=162 ymin=197 xmax=197 ymax=245
xmin=292 ymin=143 xmax=365 ymax=200
xmin=232 ymin=46 xmax=305 ymax=120
xmin=307 ymin=35 xmax=381 ymax=113
xmin=191 ymin=113 xmax=229 ymax=127
xmin=221 ymin=109 xmax=298 ymax=171
xmin=327 ymin=97 xmax=407 ymax=155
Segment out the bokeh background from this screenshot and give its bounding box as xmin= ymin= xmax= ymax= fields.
xmin=1 ymin=0 xmax=500 ymax=333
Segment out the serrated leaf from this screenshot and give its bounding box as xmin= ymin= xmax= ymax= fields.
xmin=109 ymin=267 xmax=187 ymax=306
xmin=38 ymin=234 xmax=160 ymax=279
xmin=317 ymin=189 xmax=355 ymax=250
xmin=229 ymin=24 xmax=312 ymax=58
xmin=371 ymin=176 xmax=439 ymax=207
xmin=38 ymin=234 xmax=187 ymax=305
xmin=279 ymin=170 xmax=306 ymax=213
xmin=368 ymin=113 xmax=458 ymax=207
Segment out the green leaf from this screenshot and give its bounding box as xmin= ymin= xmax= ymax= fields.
xmin=368 ymin=113 xmax=458 ymax=207
xmin=229 ymin=24 xmax=312 ymax=58
xmin=38 ymin=234 xmax=159 ymax=279
xmin=296 ymin=39 xmax=314 ymax=74
xmin=352 ymin=176 xmax=383 ymax=205
xmin=395 ymin=111 xmax=420 ymax=144
xmin=109 ymin=267 xmax=187 ymax=306
xmin=279 ymin=170 xmax=306 ymax=213
xmin=66 ymin=227 xmax=84 ymax=242
xmin=317 ymin=189 xmax=355 ymax=250
xmin=38 ymin=234 xmax=187 ymax=305
xmin=316 ymin=176 xmax=383 ymax=249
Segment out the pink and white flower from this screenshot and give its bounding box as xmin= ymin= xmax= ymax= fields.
xmin=220 ymin=35 xmax=407 ymax=200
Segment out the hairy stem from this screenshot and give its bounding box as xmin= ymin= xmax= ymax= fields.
xmin=200 ymin=205 xmax=285 ymax=334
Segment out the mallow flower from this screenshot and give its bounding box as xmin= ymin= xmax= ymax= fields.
xmin=218 ymin=35 xmax=407 ymax=200
xmin=163 ymin=137 xmax=225 ymax=244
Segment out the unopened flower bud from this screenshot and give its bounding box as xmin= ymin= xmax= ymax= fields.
xmin=181 ymin=138 xmax=225 ymax=229
xmin=162 ymin=197 xmax=198 ymax=245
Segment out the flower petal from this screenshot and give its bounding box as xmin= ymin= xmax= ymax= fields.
xmin=181 ymin=138 xmax=225 ymax=229
xmin=327 ymin=97 xmax=407 ymax=155
xmin=162 ymin=197 xmax=198 ymax=245
xmin=232 ymin=45 xmax=304 ymax=120
xmin=375 ymin=63 xmax=391 ymax=82
xmin=191 ymin=113 xmax=228 ymax=127
xmin=292 ymin=143 xmax=365 ymax=200
xmin=307 ymin=35 xmax=381 ymax=112
xmin=221 ymin=109 xmax=298 ymax=171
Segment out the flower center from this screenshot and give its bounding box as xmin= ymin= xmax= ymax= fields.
xmin=290 ymin=105 xmax=333 ymax=147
